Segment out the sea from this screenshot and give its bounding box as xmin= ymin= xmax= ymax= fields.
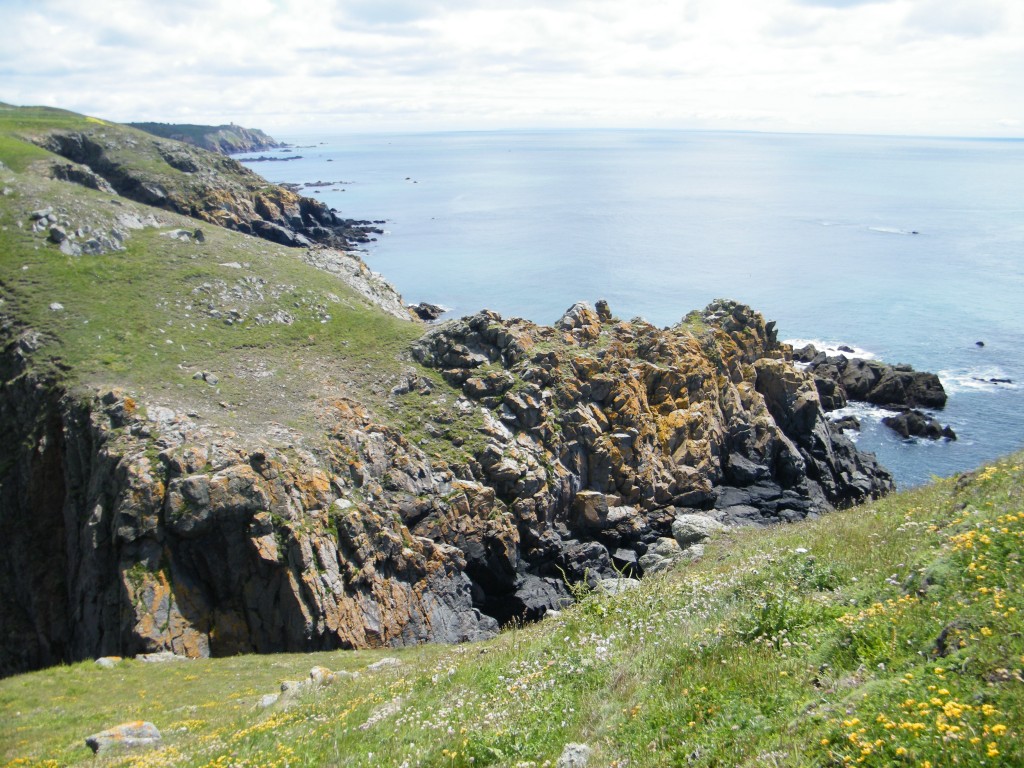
xmin=240 ymin=130 xmax=1024 ymax=488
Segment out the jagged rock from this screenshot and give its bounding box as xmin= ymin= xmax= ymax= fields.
xmin=804 ymin=353 xmax=947 ymax=411
xmin=408 ymin=301 xmax=446 ymax=321
xmin=638 ymin=537 xmax=683 ymax=575
xmin=0 ymin=299 xmax=897 ymax=675
xmin=882 ymin=410 xmax=956 ymax=440
xmin=85 ymin=721 xmax=161 ymax=754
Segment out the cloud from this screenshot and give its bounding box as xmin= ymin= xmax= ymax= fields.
xmin=0 ymin=0 xmax=1021 ymax=136
xmin=903 ymin=0 xmax=1007 ymax=38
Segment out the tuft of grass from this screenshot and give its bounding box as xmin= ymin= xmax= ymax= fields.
xmin=2 ymin=454 xmax=1022 ymax=767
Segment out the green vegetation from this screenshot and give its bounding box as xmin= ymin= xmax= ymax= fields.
xmin=0 ymin=104 xmax=438 ymax=442
xmin=2 ymin=454 xmax=1020 ymax=767
xmin=127 ymin=122 xmax=279 ymax=153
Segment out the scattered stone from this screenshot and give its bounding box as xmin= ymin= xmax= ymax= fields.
xmin=193 ymin=228 xmax=205 ymax=242
xmin=49 ymin=302 xmax=64 ymax=312
xmin=258 ymin=693 xmax=280 ymax=708
xmin=30 ymin=206 xmax=53 ymax=220
xmin=358 ymin=696 xmax=403 ymax=730
xmin=48 ymin=225 xmax=67 ymax=244
xmin=85 ymin=721 xmax=161 ymax=754
xmin=94 ymin=656 xmax=122 ymax=668
xmin=309 ymin=665 xmax=336 ymax=687
xmin=366 ymin=657 xmax=402 ymax=672
xmin=557 ymin=743 xmax=592 ymax=768
xmin=135 ymin=650 xmax=188 ymax=663
xmin=638 ymin=537 xmax=684 ymax=575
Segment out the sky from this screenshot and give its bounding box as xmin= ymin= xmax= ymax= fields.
xmin=1 ymin=0 xmax=1022 ymax=137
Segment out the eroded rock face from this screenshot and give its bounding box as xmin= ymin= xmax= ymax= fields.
xmin=35 ymin=129 xmax=381 ymax=254
xmin=0 ymin=300 xmax=895 ymax=675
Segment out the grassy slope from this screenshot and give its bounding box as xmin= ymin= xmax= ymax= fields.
xmin=1 ymin=454 xmax=1021 ymax=767
xmin=0 ymin=105 xmax=476 ymax=445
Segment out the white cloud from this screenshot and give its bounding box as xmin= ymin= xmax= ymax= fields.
xmin=0 ymin=0 xmax=1021 ymax=136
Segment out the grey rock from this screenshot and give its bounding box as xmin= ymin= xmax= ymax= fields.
xmin=597 ymin=577 xmax=641 ymax=595
xmin=672 ymin=514 xmax=726 ymax=548
xmin=94 ymin=656 xmax=122 ymax=668
xmin=48 ymin=226 xmax=67 ymax=244
xmin=557 ymin=742 xmax=592 ymax=768
xmin=258 ymin=693 xmax=280 ymax=708
xmin=85 ymin=721 xmax=161 ymax=754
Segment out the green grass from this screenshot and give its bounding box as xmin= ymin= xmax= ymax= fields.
xmin=2 ymin=454 xmax=1021 ymax=767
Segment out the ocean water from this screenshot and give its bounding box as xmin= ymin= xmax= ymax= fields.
xmin=241 ymin=130 xmax=1024 ymax=488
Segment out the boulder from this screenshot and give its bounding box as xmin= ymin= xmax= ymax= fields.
xmin=85 ymin=721 xmax=161 ymax=754
xmin=408 ymin=302 xmax=446 ymax=321
xmin=672 ymin=514 xmax=726 ymax=548
xmin=882 ymin=410 xmax=956 ymax=440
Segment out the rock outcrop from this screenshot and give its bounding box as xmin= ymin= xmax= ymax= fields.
xmin=794 ymin=345 xmax=954 ymax=440
xmin=0 ymin=300 xmax=895 ymax=676
xmin=126 ymin=122 xmax=283 ymax=155
xmin=33 ymin=128 xmax=381 ymax=252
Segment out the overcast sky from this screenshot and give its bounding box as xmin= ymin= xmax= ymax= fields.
xmin=2 ymin=0 xmax=1022 ymax=137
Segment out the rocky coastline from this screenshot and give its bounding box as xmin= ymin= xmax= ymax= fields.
xmin=1 ymin=296 xmax=895 ymax=674
xmin=0 ymin=106 xmax=902 ymax=677
xmin=793 ymin=344 xmax=956 ymax=441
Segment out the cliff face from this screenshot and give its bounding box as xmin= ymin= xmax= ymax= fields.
xmin=0 ymin=299 xmax=892 ymax=676
xmin=0 ymin=104 xmax=894 ymax=677
xmin=34 ymin=127 xmax=380 ymax=251
xmin=126 ymin=122 xmax=283 ymax=155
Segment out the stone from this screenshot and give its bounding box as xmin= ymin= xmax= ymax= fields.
xmin=94 ymin=656 xmax=122 ymax=668
xmin=136 ymin=650 xmax=187 ymax=663
xmin=366 ymin=657 xmax=402 ymax=672
xmin=258 ymin=693 xmax=280 ymax=708
xmin=672 ymin=514 xmax=726 ymax=548
xmin=85 ymin=721 xmax=161 ymax=754
xmin=557 ymin=743 xmax=592 ymax=768
xmin=882 ymin=410 xmax=956 ymax=441
xmin=48 ymin=226 xmax=67 ymax=244
xmin=408 ymin=301 xmax=446 ymax=321
xmin=597 ymin=577 xmax=641 ymax=595
xmin=309 ymin=665 xmax=336 ymax=686
xmin=49 ymin=302 xmax=64 ymax=312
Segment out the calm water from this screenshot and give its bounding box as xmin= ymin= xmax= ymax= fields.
xmin=242 ymin=130 xmax=1024 ymax=487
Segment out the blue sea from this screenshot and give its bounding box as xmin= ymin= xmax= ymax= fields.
xmin=241 ymin=130 xmax=1024 ymax=488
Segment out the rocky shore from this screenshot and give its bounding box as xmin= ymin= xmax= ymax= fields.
xmin=1 ymin=298 xmax=894 ymax=674
xmin=793 ymin=344 xmax=956 ymax=441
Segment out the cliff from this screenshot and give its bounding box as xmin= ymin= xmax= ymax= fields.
xmin=0 ymin=104 xmax=894 ymax=676
xmin=126 ymin=122 xmax=283 ymax=155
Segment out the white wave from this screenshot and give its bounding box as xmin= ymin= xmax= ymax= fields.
xmin=867 ymin=226 xmax=921 ymax=236
xmin=938 ymin=367 xmax=1019 ymax=395
xmin=829 ymin=402 xmax=901 ymax=423
xmin=784 ymin=338 xmax=877 ymax=360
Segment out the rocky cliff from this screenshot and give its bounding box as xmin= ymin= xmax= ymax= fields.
xmin=126 ymin=122 xmax=283 ymax=155
xmin=0 ymin=104 xmax=895 ymax=677
xmin=34 ymin=125 xmax=379 ymax=251
xmin=0 ymin=298 xmax=892 ymax=676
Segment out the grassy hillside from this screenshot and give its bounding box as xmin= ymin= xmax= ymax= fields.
xmin=0 ymin=104 xmax=459 ymax=444
xmin=2 ymin=453 xmax=1020 ymax=767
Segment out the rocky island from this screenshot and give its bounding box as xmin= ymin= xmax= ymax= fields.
xmin=3 ymin=104 xmax=892 ymax=676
